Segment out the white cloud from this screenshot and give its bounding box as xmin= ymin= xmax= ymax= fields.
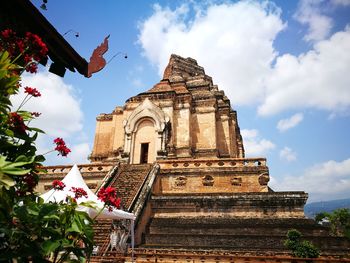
xmin=330 ymin=0 xmax=350 ymax=6
xmin=35 ymin=137 xmax=91 ymax=165
xmin=14 ymin=71 xmax=83 ymax=138
xmin=66 ymin=143 xmax=91 ymax=164
xmin=11 ymin=71 xmax=90 ymax=165
xmin=277 ymin=113 xmax=304 ymax=132
xmin=138 ymin=2 xmax=350 ymax=117
xmin=270 ymin=158 xmax=350 ymax=202
xmin=138 ymin=1 xmax=285 ymax=106
xmin=294 ymin=0 xmax=333 ymax=42
xmin=259 ymin=27 xmax=350 ymax=116
xmin=279 ymin=147 xmax=297 ymax=162
xmin=241 ymin=129 xmax=275 ymax=156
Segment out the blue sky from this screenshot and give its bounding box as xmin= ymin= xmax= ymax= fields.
xmin=17 ymin=0 xmax=350 ymax=202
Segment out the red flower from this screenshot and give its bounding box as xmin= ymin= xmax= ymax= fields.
xmin=0 ymin=29 xmax=48 ymax=69
xmin=52 ymin=180 xmax=65 ymax=191
xmin=70 ymin=187 xmax=88 ymax=199
xmin=15 ymin=173 xmax=38 ymax=196
xmin=25 ymin=32 xmax=48 ymax=60
xmin=8 ymin=112 xmax=27 ymax=133
xmin=97 ymin=187 xmax=121 ymax=211
xmin=24 ymin=86 xmax=41 ymax=97
xmin=31 ymin=112 xmax=41 ymax=117
xmin=1 ymin=29 xmax=15 ymax=39
xmin=25 ymin=62 xmax=38 ymax=73
xmin=54 ymin=138 xmax=65 ymax=145
xmin=53 ymin=137 xmax=71 ymax=157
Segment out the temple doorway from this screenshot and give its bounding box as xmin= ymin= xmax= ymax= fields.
xmin=131 ymin=119 xmax=156 ymax=164
xmin=140 ymin=143 xmax=149 ymax=164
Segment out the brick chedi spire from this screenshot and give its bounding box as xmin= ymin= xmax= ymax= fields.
xmin=162 ymin=54 xmax=205 ymax=80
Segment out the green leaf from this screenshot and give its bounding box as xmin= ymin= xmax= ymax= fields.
xmin=4 ymin=129 xmax=14 ymax=137
xmin=28 ymin=127 xmax=45 ymax=134
xmin=0 ymin=172 xmax=15 ymax=189
xmin=42 ymin=240 xmax=61 ymax=255
xmin=79 ymin=201 xmax=98 ymax=209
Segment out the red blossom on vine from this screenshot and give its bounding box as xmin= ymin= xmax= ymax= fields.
xmin=52 ymin=180 xmax=65 ymax=191
xmin=24 ymin=86 xmax=41 ymax=97
xmin=70 ymin=187 xmax=88 ymax=199
xmin=97 ymin=187 xmax=121 ymax=211
xmin=53 ymin=137 xmax=71 ymax=157
xmin=0 ymin=29 xmax=48 ymax=74
xmin=25 ymin=62 xmax=38 ymax=73
xmin=8 ymin=112 xmax=27 ymax=133
xmin=15 ymin=174 xmax=38 ymax=196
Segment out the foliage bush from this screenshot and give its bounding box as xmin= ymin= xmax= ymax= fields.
xmin=284 ymin=229 xmax=320 ymax=258
xmin=315 ymin=208 xmax=350 ymax=240
xmin=0 ymin=29 xmax=94 ymax=262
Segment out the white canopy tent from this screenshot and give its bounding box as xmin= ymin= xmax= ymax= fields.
xmin=41 ymin=164 xmax=135 ymax=259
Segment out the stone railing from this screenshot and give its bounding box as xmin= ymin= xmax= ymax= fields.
xmin=158 ymin=157 xmax=267 ymax=169
xmin=43 ymin=163 xmax=114 ymax=175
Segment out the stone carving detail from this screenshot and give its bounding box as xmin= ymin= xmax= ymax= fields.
xmin=218 ymin=161 xmax=224 ymax=166
xmin=123 ymin=98 xmax=170 ymax=163
xmin=174 ymin=176 xmax=187 ymax=187
xmin=202 ymin=175 xmax=214 ymax=186
xmin=231 ymin=177 xmax=242 ymax=186
xmin=96 ymin=113 xmax=113 ymax=121
xmin=106 ymin=220 xmax=131 ymax=254
xmin=124 ymin=98 xmax=169 ymax=134
xmin=258 ymin=173 xmax=270 ymax=186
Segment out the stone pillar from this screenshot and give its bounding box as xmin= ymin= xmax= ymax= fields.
xmin=174 ymin=97 xmax=192 ymax=158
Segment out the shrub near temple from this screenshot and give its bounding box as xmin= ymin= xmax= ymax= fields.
xmin=284 ymin=229 xmax=320 ymax=258
xmin=0 ymin=30 xmax=106 ymax=262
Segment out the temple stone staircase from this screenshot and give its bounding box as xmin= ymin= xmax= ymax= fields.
xmin=109 ymin=163 xmax=153 ymax=210
xmin=90 ymin=163 xmax=153 ymax=260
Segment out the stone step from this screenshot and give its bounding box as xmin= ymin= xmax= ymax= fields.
xmin=147 ymin=217 xmax=331 ymax=236
xmin=109 ymin=164 xmax=152 ymax=209
xmin=144 ymin=233 xmax=350 ymax=253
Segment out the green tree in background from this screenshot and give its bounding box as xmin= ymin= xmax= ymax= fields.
xmin=315 ymin=208 xmax=350 ymax=240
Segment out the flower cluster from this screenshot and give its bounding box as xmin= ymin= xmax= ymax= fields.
xmin=25 ymin=32 xmax=48 ymax=61
xmin=97 ymin=187 xmax=121 ymax=212
xmin=24 ymin=86 xmax=41 ymax=97
xmin=31 ymin=112 xmax=41 ymax=117
xmin=15 ymin=173 xmax=38 ymax=196
xmin=54 ymin=138 xmax=71 ymax=157
xmin=70 ymin=187 xmax=88 ymax=199
xmin=8 ymin=112 xmax=27 ymax=133
xmin=0 ymin=29 xmax=48 ymax=73
xmin=52 ymin=180 xmax=66 ymax=191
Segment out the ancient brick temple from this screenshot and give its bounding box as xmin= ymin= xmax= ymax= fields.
xmin=38 ymin=54 xmax=349 ymax=262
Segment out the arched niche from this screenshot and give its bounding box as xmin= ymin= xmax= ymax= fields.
xmin=123 ymin=98 xmax=170 ymax=164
